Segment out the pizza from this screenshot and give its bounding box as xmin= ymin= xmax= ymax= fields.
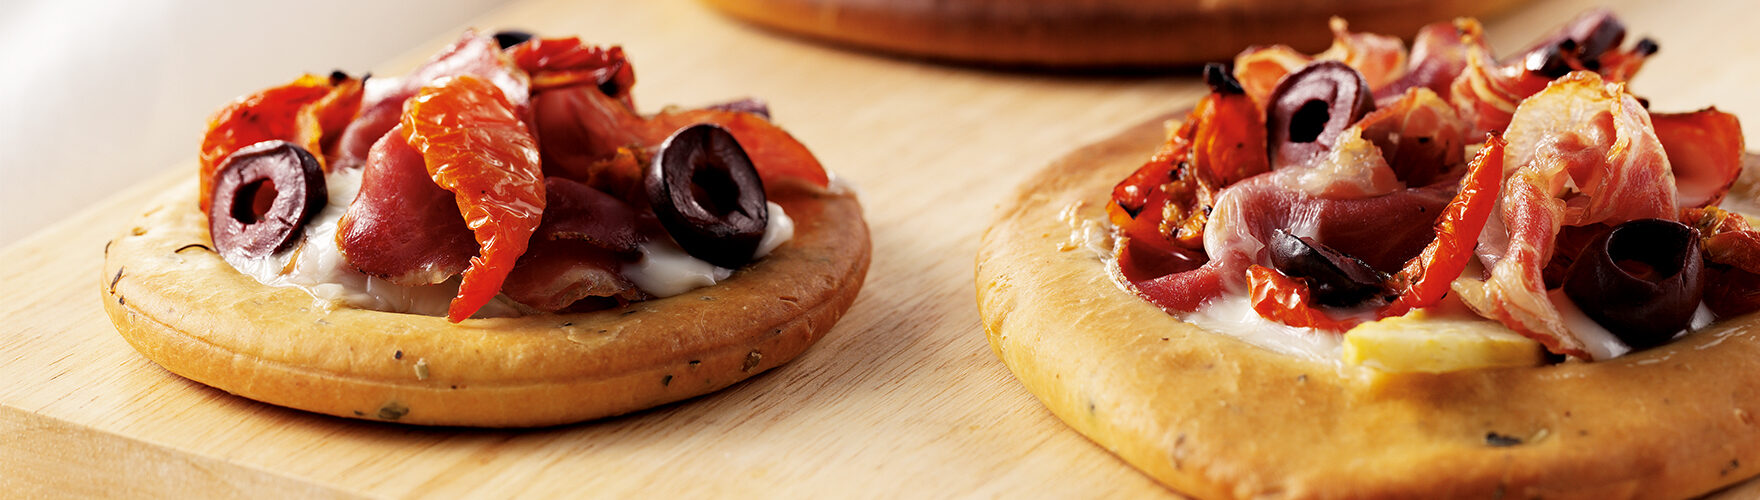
xmin=101 ymin=30 xmax=870 ymax=427
xmin=977 ymin=10 xmax=1760 ymax=498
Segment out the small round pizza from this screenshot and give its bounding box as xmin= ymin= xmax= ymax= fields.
xmin=102 ymin=30 xmax=870 ymax=427
xmin=978 ymin=10 xmax=1760 ymax=498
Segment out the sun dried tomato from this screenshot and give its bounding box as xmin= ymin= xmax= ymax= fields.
xmin=1190 ymin=84 xmax=1269 ymax=186
xmin=401 ymin=75 xmax=546 ymax=322
xmin=507 ymin=37 xmax=636 ymax=105
xmin=1379 ymin=135 xmax=1505 ymax=317
xmin=1107 ymin=85 xmax=1266 ymax=279
xmin=1247 ymin=265 xmax=1361 ymax=332
xmin=198 ymin=72 xmax=361 ymax=211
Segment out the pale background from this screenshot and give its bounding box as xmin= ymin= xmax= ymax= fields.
xmin=0 ymin=0 xmax=508 ymax=244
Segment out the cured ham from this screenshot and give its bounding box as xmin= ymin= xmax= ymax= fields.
xmin=532 ymin=84 xmax=830 ymax=188
xmin=335 ymin=125 xmax=476 ymax=285
xmin=1447 ymin=20 xmax=1554 ymax=137
xmin=400 ymin=75 xmax=547 ymax=322
xmin=1651 ymin=108 xmax=1745 ymax=208
xmin=333 ymin=31 xmax=530 ymax=169
xmin=1458 ymin=72 xmax=1676 ymax=358
xmin=1203 ymin=173 xmax=1452 ymax=292
xmin=1373 ymin=22 xmax=1470 ymax=106
xmin=1450 ymin=11 xmax=1656 ymax=136
xmin=500 ymin=242 xmax=644 ymax=312
xmin=1356 ymin=88 xmax=1469 ymax=187
xmin=500 ymin=179 xmax=651 ymax=312
xmin=1233 ymin=18 xmax=1407 ymax=107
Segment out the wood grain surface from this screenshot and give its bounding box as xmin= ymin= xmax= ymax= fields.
xmin=4 ymin=0 xmax=1759 ymax=497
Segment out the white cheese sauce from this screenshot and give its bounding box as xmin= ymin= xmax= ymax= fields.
xmin=623 ymin=201 xmax=794 ymax=297
xmin=1184 ymin=296 xmax=1344 ymax=362
xmin=227 ymin=167 xmax=798 ymax=316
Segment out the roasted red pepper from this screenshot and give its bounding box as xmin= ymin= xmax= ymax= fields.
xmin=401 ymin=75 xmax=547 ymax=322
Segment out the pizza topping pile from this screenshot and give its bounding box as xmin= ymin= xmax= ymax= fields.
xmin=199 ymin=30 xmax=828 ymax=321
xmin=1107 ymin=10 xmax=1758 ymax=363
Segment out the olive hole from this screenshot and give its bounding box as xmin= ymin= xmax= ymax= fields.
xmin=1289 ymin=100 xmax=1330 ymax=143
xmin=231 ymin=179 xmax=279 ymax=225
xmin=690 ymin=163 xmax=741 ymax=217
xmin=1608 ymin=225 xmax=1687 ymax=282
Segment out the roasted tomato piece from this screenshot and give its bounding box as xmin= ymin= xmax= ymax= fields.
xmin=1379 ymin=135 xmax=1504 ymax=316
xmin=401 ymin=75 xmax=546 ymax=322
xmin=199 ymin=72 xmax=361 ymax=211
xmin=508 ymin=36 xmax=636 ymax=104
xmin=1108 ymin=66 xmax=1266 ymax=260
xmin=1247 ymin=265 xmax=1362 ymax=332
xmin=1683 ymin=206 xmax=1760 ymax=274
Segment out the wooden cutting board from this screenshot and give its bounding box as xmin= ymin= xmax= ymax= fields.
xmin=5 ymin=0 xmax=1760 ymax=497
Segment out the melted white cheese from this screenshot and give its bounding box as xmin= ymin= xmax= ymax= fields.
xmin=624 ymin=201 xmax=794 ymax=297
xmin=1547 ymin=289 xmax=1631 ymax=360
xmin=228 ymin=167 xmax=795 ymax=316
xmin=1185 ymin=296 xmax=1344 ymax=363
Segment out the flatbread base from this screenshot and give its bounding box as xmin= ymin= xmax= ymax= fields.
xmin=103 ymin=179 xmax=869 ymax=427
xmin=975 ymin=115 xmax=1760 ymax=498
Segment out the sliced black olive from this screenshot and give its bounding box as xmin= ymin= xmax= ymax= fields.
xmin=208 ymin=140 xmax=327 ymax=261
xmin=1265 ymin=61 xmax=1374 ymax=169
xmin=645 ymin=124 xmax=768 ymax=268
xmin=703 ymin=98 xmax=771 ymax=120
xmin=1203 ymin=63 xmax=1244 ymax=95
xmin=1568 ymin=13 xmax=1626 ymax=63
xmin=1563 ymin=219 xmax=1704 ymax=350
xmin=1525 ymin=40 xmax=1582 ymax=79
xmin=1268 ymin=229 xmax=1389 ymax=307
xmin=1518 ymin=11 xmax=1642 ymax=77
xmin=493 ymin=30 xmax=535 ymax=49
xmin=1633 ymin=38 xmax=1660 ymax=57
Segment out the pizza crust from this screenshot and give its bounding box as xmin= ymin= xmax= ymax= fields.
xmin=102 ymin=178 xmax=869 ymax=427
xmin=975 ymin=114 xmax=1760 ymax=498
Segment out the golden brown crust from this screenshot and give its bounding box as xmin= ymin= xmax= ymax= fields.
xmin=975 ymin=114 xmax=1760 ymax=499
xmin=102 ymin=179 xmax=869 ymax=427
xmin=698 ymin=0 xmax=1527 ymax=67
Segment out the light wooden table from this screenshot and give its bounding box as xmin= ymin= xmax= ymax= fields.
xmin=4 ymin=0 xmax=1758 ymax=497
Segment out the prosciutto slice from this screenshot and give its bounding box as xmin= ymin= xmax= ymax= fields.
xmin=333 ymin=31 xmax=530 ymax=169
xmin=1233 ymin=17 xmax=1408 ymax=107
xmin=1373 ymin=22 xmax=1470 ymax=106
xmin=1459 ymin=72 xmax=1676 ymax=359
xmin=1203 ymin=174 xmax=1453 ymax=293
xmin=1450 ymin=12 xmax=1656 ymax=137
xmin=532 ymin=85 xmax=829 ymax=188
xmin=335 ymin=125 xmax=476 ymax=285
xmin=500 ymin=178 xmax=651 ymax=312
xmin=1651 ymin=108 xmax=1745 ymax=208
